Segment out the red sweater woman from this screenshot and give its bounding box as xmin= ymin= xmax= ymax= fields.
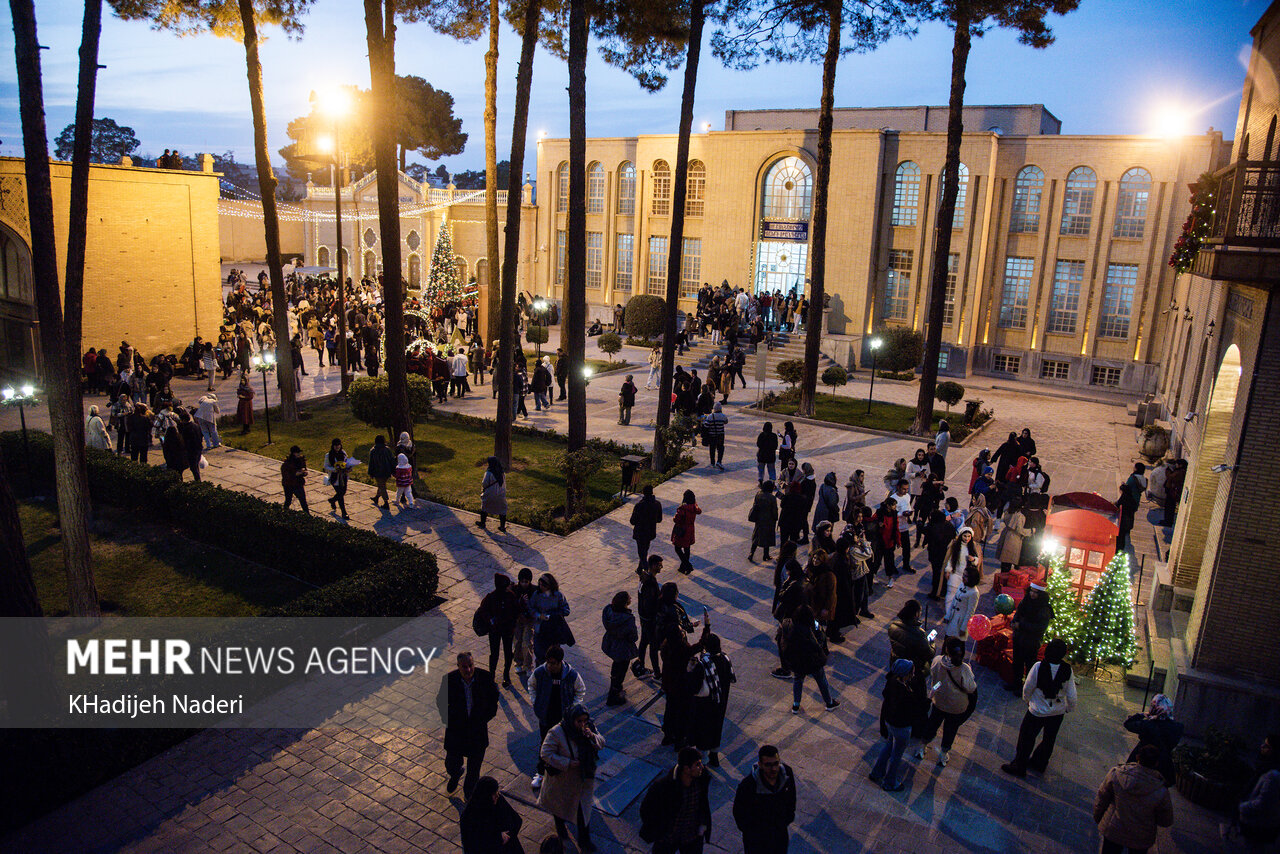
xmin=671 ymin=490 xmax=701 ymax=575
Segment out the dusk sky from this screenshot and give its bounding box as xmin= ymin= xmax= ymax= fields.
xmin=0 ymin=0 xmax=1262 ymax=174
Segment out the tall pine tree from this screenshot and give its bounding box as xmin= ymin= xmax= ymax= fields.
xmin=424 ymin=220 xmax=465 ymax=314
xmin=1078 ymin=553 xmax=1139 ymax=666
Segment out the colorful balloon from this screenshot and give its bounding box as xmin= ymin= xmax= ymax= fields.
xmin=994 ymin=593 xmax=1016 ymax=616
xmin=967 ymin=613 xmax=992 ymax=641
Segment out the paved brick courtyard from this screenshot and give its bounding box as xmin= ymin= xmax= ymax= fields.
xmin=1 ymin=333 xmax=1221 ymax=854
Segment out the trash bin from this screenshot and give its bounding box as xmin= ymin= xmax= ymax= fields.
xmin=620 ymin=454 xmax=648 ymax=498
xmin=963 ymin=399 xmax=981 ymax=426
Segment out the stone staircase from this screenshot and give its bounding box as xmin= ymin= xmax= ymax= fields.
xmin=682 ymin=330 xmax=839 ymax=378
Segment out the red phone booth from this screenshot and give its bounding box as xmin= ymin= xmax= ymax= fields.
xmin=1044 ymin=505 xmax=1119 ymax=604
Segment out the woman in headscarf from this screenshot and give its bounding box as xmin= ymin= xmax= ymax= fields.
xmin=991 ymin=432 xmax=1021 ymax=483
xmin=85 ymin=405 xmax=111 ymax=450
xmin=323 ymin=437 xmax=350 ymax=519
xmin=479 ymin=456 xmax=508 ymax=531
xmin=395 ymin=431 xmax=416 ymax=477
xmin=538 ymin=704 xmax=605 ymax=852
xmin=1124 ymin=694 xmax=1184 ymax=785
xmin=671 ymin=489 xmax=700 ymax=575
xmin=813 ymin=471 xmax=841 ymax=530
xmin=689 ymin=633 xmax=735 ymax=767
xmin=460 ymin=775 xmax=525 ymax=854
xmin=966 ymin=493 xmax=993 ymax=554
xmin=843 ymin=470 xmax=867 ymax=523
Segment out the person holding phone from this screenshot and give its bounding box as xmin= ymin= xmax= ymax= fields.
xmin=915 ymin=638 xmax=978 ymax=768
xmin=539 ymin=705 xmax=605 ymax=852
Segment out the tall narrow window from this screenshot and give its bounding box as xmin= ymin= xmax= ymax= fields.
xmin=617 ymin=161 xmax=636 ymax=216
xmin=556 ymin=161 xmax=569 ymax=213
xmin=681 ymin=238 xmax=701 ymax=297
xmin=762 ymin=156 xmax=812 ymax=221
xmin=652 ymin=160 xmax=671 ymax=216
xmin=648 ymin=235 xmax=668 ymax=290
xmin=586 ymin=232 xmax=603 ymax=288
xmin=685 ymin=160 xmax=706 ymax=217
xmin=1113 ymin=167 xmax=1152 ymax=239
xmin=1048 ymin=260 xmax=1084 ymax=334
xmin=884 ymin=249 xmax=912 ymax=320
xmin=556 ymin=230 xmax=566 ymax=285
xmin=615 ymin=233 xmax=633 ymax=292
xmin=1060 ymin=167 xmax=1097 ymax=236
xmin=999 ymin=257 xmax=1034 ymax=328
xmin=942 ymin=253 xmax=959 ymax=324
xmin=586 ymin=162 xmax=605 ymax=214
xmin=1010 ymin=166 xmax=1044 ymax=233
xmin=1099 ymin=263 xmax=1137 ymax=338
xmin=893 ymin=161 xmax=921 ymax=226
xmin=943 ymin=163 xmax=969 ymax=229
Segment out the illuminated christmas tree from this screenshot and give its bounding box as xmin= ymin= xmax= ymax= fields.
xmin=1041 ymin=549 xmax=1084 ymax=648
xmin=1077 ymin=553 xmax=1139 ymax=666
xmin=424 ymin=219 xmax=465 ymax=314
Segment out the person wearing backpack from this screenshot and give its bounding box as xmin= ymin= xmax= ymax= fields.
xmin=777 ymin=604 xmax=839 ymax=714
xmin=914 ymin=637 xmax=978 ymax=768
xmin=1002 ymin=638 xmax=1076 ymax=777
xmin=477 ymin=573 xmax=520 ymax=688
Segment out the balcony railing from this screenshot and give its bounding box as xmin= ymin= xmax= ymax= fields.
xmin=1208 ymin=159 xmax=1280 ymax=246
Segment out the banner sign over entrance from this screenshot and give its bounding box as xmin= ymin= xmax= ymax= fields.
xmin=760 ymin=220 xmax=808 ymax=242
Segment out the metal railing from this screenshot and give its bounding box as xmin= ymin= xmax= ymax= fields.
xmin=1209 ymin=159 xmax=1280 ymax=245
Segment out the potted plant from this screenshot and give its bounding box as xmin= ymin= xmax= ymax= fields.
xmin=1140 ymin=424 xmax=1171 ymax=460
xmin=1172 ymin=727 xmax=1252 ymax=811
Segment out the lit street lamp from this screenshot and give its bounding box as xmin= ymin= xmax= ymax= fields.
xmin=582 ymin=365 xmax=593 ymax=387
xmin=251 ymin=352 xmax=276 ymax=445
xmin=309 ymin=88 xmax=353 ymax=395
xmin=866 ymin=337 xmax=883 ymax=415
xmin=1 ymin=383 xmax=40 ymax=494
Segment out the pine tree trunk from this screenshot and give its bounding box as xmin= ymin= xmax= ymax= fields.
xmin=565 ymin=0 xmax=587 ymax=465
xmin=237 ymin=0 xmax=298 ymax=422
xmin=365 ymin=0 xmax=412 ymax=440
xmin=64 ymin=0 xmax=102 ymax=395
xmin=912 ymin=15 xmax=970 ymax=435
xmin=10 ymin=0 xmax=99 ymax=617
xmin=653 ymin=0 xmax=705 ymax=472
xmin=494 ymin=0 xmax=541 ymax=470
xmin=797 ymin=0 xmax=842 ymax=418
xmin=482 ymin=0 xmax=501 ymax=346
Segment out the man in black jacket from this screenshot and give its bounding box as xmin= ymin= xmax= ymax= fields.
xmin=438 ymin=652 xmax=499 ymax=797
xmin=640 ymin=747 xmax=712 ymax=853
xmin=732 ymin=744 xmax=797 ymax=854
xmin=630 ymin=485 xmax=664 ymax=571
xmin=554 ymin=347 xmax=569 ymax=400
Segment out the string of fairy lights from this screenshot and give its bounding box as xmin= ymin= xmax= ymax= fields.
xmin=216 ymin=179 xmax=493 ymax=222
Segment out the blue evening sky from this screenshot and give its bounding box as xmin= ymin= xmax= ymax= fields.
xmin=0 ymin=0 xmax=1262 ymax=173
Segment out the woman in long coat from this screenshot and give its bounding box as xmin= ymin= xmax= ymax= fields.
xmin=748 ymin=480 xmax=779 ymax=562
xmin=479 ymin=456 xmax=508 ymax=531
xmin=997 ymin=499 xmax=1033 ymax=571
xmin=671 ymin=490 xmax=700 ymax=575
xmin=235 ymin=375 xmax=255 ymax=433
xmin=539 ymin=705 xmax=605 ymax=852
xmin=85 ymin=405 xmax=111 ymax=450
xmin=689 ymin=633 xmax=735 ymax=766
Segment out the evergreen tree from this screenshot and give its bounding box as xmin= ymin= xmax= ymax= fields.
xmin=1078 ymin=553 xmax=1139 ymax=666
xmin=424 ymin=220 xmax=465 ymax=313
xmin=1042 ymin=549 xmax=1084 ymax=647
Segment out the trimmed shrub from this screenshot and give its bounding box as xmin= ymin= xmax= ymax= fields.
xmin=625 ymin=294 xmax=666 ymax=339
xmin=525 ymin=323 xmax=549 ymax=357
xmin=267 ymin=552 xmax=440 ymax=617
xmin=875 ymin=327 xmax=924 ymax=372
xmin=347 ymin=374 xmax=433 ymax=438
xmin=597 ymin=331 xmax=623 ymax=361
xmin=935 ymin=380 xmax=965 ymax=411
xmin=775 ymin=359 xmax=804 ymax=388
xmin=821 ymin=365 xmax=848 ymax=398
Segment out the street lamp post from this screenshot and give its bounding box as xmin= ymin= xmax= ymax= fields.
xmin=310 ymin=89 xmax=353 ymax=396
xmin=2 ymin=383 xmax=40 ymax=495
xmin=866 ymin=337 xmax=883 ymax=415
xmin=252 ymin=352 xmax=276 ymax=445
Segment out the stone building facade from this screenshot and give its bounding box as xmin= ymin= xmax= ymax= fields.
xmin=0 ymin=156 xmax=222 ymax=380
xmin=1149 ymin=0 xmax=1280 ymax=737
xmin=532 ymin=109 xmax=1227 ymax=393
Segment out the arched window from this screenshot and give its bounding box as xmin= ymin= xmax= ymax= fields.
xmin=617 ymin=161 xmax=636 ymax=216
xmin=455 ymin=258 xmax=468 ymax=284
xmin=892 ymin=161 xmax=921 ymax=226
xmin=408 ymin=254 xmax=421 ymax=288
xmin=1061 ymin=167 xmax=1097 ymax=236
xmin=363 ymin=250 xmax=377 ymax=278
xmin=762 ymin=156 xmax=812 ymax=221
xmin=1114 ymin=167 xmax=1152 ymax=239
xmin=652 ymin=159 xmax=671 ymax=216
xmin=1 ymin=229 xmax=33 ymax=304
xmin=587 ymin=161 xmax=605 ymax=213
xmin=1010 ymin=165 xmax=1045 ymax=233
xmin=686 ymin=160 xmax=706 ymax=217
xmin=940 ymin=163 xmax=969 ymax=229
xmin=556 ymin=161 xmax=569 ymax=213
xmin=317 ymin=246 xmax=330 ymax=268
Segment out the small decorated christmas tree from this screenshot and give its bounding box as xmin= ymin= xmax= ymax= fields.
xmin=1077 ymin=553 xmax=1139 ymax=666
xmin=1042 ymin=549 xmax=1084 ymax=648
xmin=424 ymin=219 xmax=465 ymax=314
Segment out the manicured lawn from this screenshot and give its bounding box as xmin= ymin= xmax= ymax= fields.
xmin=21 ymin=502 xmax=312 ymax=617
xmin=762 ymin=389 xmax=980 ymax=440
xmin=223 ymin=394 xmax=632 ymax=528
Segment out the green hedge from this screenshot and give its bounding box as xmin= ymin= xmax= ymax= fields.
xmin=625 ymin=294 xmax=666 ymax=339
xmin=2 ymin=431 xmax=438 ymax=612
xmin=266 ymin=552 xmax=440 ymax=617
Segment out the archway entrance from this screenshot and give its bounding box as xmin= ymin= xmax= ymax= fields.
xmin=408 ymin=254 xmax=421 ymax=288
xmin=1171 ymin=344 xmax=1242 ymax=590
xmin=0 ymin=224 xmax=36 ymax=380
xmin=754 ymin=156 xmax=812 ymax=296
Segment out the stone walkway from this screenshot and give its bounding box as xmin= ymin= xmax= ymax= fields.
xmin=3 ymin=332 xmax=1223 ymax=854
